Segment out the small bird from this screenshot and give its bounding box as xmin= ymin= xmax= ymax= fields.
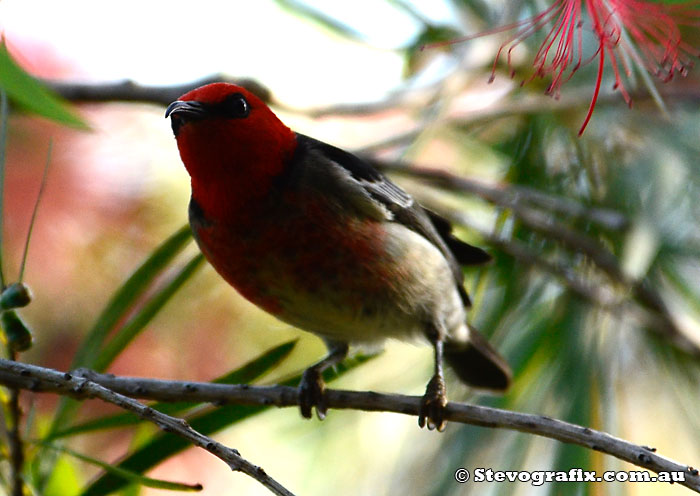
xmin=166 ymin=83 xmax=510 ymax=430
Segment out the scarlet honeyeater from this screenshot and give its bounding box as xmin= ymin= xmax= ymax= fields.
xmin=166 ymin=83 xmax=511 ymax=430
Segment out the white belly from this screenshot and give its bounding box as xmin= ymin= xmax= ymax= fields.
xmin=271 ymin=223 xmax=468 ymax=345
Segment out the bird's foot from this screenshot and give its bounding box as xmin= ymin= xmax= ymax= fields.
xmin=418 ymin=374 xmax=448 ymax=431
xmin=299 ymin=367 xmax=328 ymax=420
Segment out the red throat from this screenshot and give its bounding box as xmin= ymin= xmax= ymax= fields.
xmin=174 ymin=84 xmax=297 ymax=221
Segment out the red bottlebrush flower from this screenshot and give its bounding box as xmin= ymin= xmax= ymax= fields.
xmin=432 ymin=1 xmax=700 ymax=135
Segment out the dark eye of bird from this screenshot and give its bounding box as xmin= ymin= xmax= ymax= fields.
xmin=220 ymin=93 xmax=250 ymax=118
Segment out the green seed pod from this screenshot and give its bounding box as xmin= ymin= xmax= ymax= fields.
xmin=1 ymin=310 xmax=33 ymax=352
xmin=0 ymin=283 xmax=32 ymax=310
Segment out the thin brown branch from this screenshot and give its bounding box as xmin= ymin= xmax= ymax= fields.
xmin=304 ymin=83 xmax=700 ymax=119
xmin=41 ymin=75 xmax=700 ymax=120
xmin=8 ymin=384 xmax=23 ymax=496
xmin=427 ymin=85 xmax=700 ymax=128
xmin=376 ymin=160 xmax=629 ymax=231
xmin=0 ymin=360 xmax=294 ymax=496
xmin=42 ymin=76 xmax=273 ymax=106
xmin=0 ymin=360 xmax=698 ymax=492
xmin=1 ymin=351 xmax=26 ymax=496
xmin=41 ymin=76 xmax=418 ymax=116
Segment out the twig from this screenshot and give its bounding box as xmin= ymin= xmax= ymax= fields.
xmin=303 ymin=83 xmax=700 ymax=119
xmin=41 ymin=75 xmax=700 ymax=119
xmin=42 ymin=76 xmax=273 ymax=106
xmin=0 ymin=360 xmax=294 ymax=496
xmin=7 ymin=368 xmax=23 ymax=496
xmin=375 ymin=160 xmax=628 ymax=232
xmin=0 ymin=360 xmax=697 ymax=492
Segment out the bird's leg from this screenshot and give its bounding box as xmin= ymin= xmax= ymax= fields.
xmin=419 ymin=329 xmax=448 ymax=431
xmin=299 ymin=341 xmax=349 ymax=420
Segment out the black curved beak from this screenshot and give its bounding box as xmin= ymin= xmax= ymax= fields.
xmin=165 ymin=100 xmax=208 ymax=119
xmin=166 ymin=100 xmax=208 ymax=135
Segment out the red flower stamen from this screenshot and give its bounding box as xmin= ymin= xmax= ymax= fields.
xmin=427 ymin=1 xmax=700 ymax=134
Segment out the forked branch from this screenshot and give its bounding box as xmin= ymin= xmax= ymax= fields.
xmin=0 ymin=359 xmax=697 ymax=493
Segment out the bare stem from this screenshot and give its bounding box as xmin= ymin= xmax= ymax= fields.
xmin=2 ymin=349 xmax=24 ymax=496
xmin=8 ymin=386 xmax=23 ymax=496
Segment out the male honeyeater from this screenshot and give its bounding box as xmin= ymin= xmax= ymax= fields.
xmin=166 ymin=83 xmax=511 ymax=430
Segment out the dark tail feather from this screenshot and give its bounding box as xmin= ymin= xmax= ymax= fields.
xmin=424 ymin=209 xmax=492 ymax=266
xmin=445 ymin=327 xmax=511 ymax=391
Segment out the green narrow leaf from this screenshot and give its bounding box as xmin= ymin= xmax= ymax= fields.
xmin=19 ymin=140 xmax=52 ymax=282
xmin=209 ymin=339 xmax=298 ymax=385
xmin=0 ymin=40 xmax=88 ymax=129
xmin=47 ymin=226 xmax=193 ymax=440
xmin=81 ymin=354 xmax=374 ymax=496
xmin=72 ymin=225 xmax=193 ymax=370
xmin=272 ymin=0 xmax=366 ymax=41
xmin=403 ymin=25 xmax=463 ymax=78
xmin=92 ymin=253 xmax=205 ymax=372
xmin=47 ymin=340 xmax=297 ymax=440
xmin=41 ymin=443 xmax=202 ymax=492
xmin=44 ymin=453 xmax=82 ymax=496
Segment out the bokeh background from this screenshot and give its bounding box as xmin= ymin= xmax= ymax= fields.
xmin=1 ymin=0 xmax=700 ymax=495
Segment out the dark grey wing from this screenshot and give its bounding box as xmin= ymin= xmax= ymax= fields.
xmin=295 ymin=135 xmax=413 ymax=209
xmin=295 ymin=134 xmax=491 ymax=307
